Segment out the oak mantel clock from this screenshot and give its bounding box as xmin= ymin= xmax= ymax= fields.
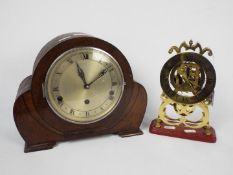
xmin=13 ymin=33 xmax=147 ymax=152
xmin=150 ymin=40 xmax=216 ymax=143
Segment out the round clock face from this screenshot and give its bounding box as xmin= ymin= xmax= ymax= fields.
xmin=45 ymin=47 xmax=124 ymax=124
xmin=160 ymin=52 xmax=216 ymax=104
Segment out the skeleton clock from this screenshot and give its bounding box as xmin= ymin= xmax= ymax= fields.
xmin=150 ymin=40 xmax=216 ymax=143
xmin=13 ymin=33 xmax=147 ymax=152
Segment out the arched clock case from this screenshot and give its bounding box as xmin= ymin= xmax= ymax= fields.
xmin=13 ymin=33 xmax=147 ymax=153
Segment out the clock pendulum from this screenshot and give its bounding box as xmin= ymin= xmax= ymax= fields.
xmin=149 ymin=40 xmax=216 ymax=143
xmin=13 ymin=33 xmax=147 ymax=152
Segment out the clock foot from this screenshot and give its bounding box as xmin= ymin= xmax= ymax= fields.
xmin=117 ymin=129 xmax=143 ymax=137
xmin=24 ymin=142 xmax=56 ymax=153
xmin=112 ymin=82 xmax=147 ymax=138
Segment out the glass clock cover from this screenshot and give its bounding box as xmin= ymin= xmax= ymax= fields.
xmin=45 ymin=47 xmax=124 ymax=124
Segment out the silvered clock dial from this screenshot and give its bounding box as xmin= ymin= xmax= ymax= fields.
xmin=160 ymin=52 xmax=216 ymax=104
xmin=45 ymin=47 xmax=124 ymax=124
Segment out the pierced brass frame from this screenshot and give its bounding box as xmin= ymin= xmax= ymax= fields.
xmin=156 ymin=93 xmax=209 ymax=129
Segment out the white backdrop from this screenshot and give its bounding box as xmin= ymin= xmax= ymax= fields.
xmin=1 ymin=0 xmax=233 ymax=175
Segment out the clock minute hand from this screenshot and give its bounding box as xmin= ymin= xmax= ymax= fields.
xmin=87 ymin=65 xmax=112 ymax=86
xmin=76 ymin=63 xmax=87 ymax=86
xmin=182 ymin=76 xmax=198 ymax=95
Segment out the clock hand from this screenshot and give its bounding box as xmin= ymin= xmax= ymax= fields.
xmin=87 ymin=65 xmax=112 ymax=87
xmin=76 ymin=63 xmax=87 ymax=87
xmin=181 ymin=76 xmax=198 ymax=95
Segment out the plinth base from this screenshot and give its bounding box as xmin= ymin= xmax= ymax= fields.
xmin=149 ymin=119 xmax=216 ymax=143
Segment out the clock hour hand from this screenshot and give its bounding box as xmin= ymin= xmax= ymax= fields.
xmin=87 ymin=65 xmax=112 ymax=87
xmin=181 ymin=76 xmax=198 ymax=95
xmin=76 ymin=63 xmax=87 ymax=86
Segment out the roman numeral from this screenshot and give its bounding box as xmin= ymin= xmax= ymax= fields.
xmin=109 ymin=95 xmax=114 ymax=100
xmin=82 ymin=53 xmax=89 ymax=59
xmin=109 ymin=90 xmax=114 ymax=95
xmin=86 ymin=111 xmax=89 ymax=117
xmin=109 ymin=67 xmax=114 ymax=72
xmin=112 ymin=82 xmax=117 ymax=86
xmin=207 ymin=78 xmax=215 ymax=83
xmin=53 ymin=87 xmax=59 ymax=91
xmin=67 ymin=58 xmax=74 ymax=64
xmin=58 ymin=101 xmax=63 ymax=106
xmin=70 ymin=109 xmax=75 ymax=115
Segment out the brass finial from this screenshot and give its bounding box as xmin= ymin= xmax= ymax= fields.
xmin=168 ymin=40 xmax=213 ymax=56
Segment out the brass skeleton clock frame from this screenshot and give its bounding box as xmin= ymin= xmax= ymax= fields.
xmin=150 ymin=40 xmax=217 ymax=143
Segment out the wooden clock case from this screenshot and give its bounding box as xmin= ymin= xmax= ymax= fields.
xmin=13 ymin=33 xmax=147 ymax=153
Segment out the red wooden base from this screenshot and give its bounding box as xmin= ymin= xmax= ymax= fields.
xmin=149 ymin=119 xmax=216 ymax=143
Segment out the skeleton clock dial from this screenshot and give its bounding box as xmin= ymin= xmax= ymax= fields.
xmin=13 ymin=33 xmax=147 ymax=152
xmin=160 ymin=52 xmax=216 ymax=104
